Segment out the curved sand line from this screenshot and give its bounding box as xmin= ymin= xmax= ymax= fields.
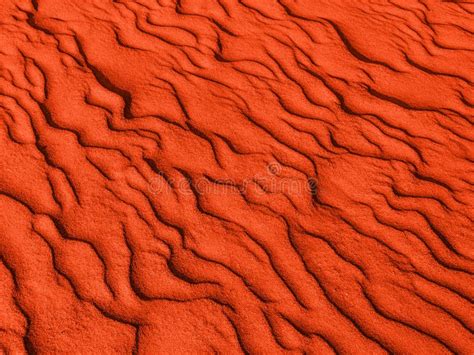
xmin=0 ymin=0 xmax=473 ymax=353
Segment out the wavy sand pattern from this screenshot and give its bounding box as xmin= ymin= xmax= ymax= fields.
xmin=0 ymin=0 xmax=473 ymax=353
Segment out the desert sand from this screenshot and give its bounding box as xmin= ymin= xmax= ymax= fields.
xmin=0 ymin=0 xmax=473 ymax=353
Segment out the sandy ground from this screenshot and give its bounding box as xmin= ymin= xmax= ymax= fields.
xmin=0 ymin=0 xmax=473 ymax=353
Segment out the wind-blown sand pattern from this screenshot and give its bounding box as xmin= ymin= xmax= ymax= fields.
xmin=0 ymin=0 xmax=473 ymax=353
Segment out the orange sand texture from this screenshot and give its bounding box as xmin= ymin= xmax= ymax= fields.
xmin=0 ymin=0 xmax=473 ymax=353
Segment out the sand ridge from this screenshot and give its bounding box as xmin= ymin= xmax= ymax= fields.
xmin=0 ymin=0 xmax=473 ymax=353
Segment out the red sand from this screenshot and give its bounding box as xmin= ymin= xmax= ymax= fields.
xmin=0 ymin=0 xmax=473 ymax=353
